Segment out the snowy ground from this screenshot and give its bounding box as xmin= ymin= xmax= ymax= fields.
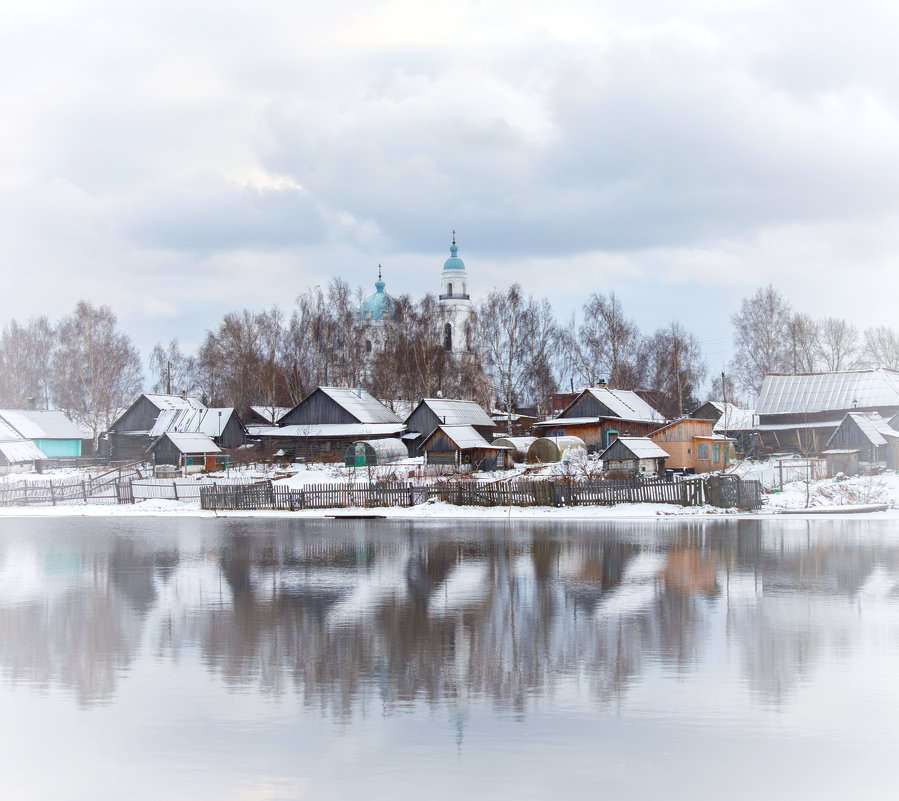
xmin=1 ymin=458 xmax=898 ymax=519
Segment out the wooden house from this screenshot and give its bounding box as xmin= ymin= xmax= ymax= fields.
xmin=531 ymin=387 xmax=665 ymax=453
xmin=649 ymin=418 xmax=736 ymax=474
xmin=0 ymin=409 xmax=85 ymax=458
xmin=823 ymin=412 xmax=899 ymax=474
xmin=599 ymin=436 xmax=668 ymax=477
xmin=148 ymin=406 xmax=246 ymax=449
xmin=262 ymin=387 xmax=405 ymax=461
xmin=755 ymin=369 xmax=899 ymax=454
xmin=147 ymin=432 xmax=225 ymax=472
xmin=690 ymin=401 xmax=757 ymax=456
xmin=420 ymin=425 xmax=511 ymax=471
xmin=404 ymin=398 xmax=495 ymax=458
xmin=107 ymin=394 xmax=207 ymax=461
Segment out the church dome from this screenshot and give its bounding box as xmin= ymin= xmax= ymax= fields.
xmin=443 ymin=241 xmax=465 ymax=271
xmin=359 ymin=272 xmax=395 ymax=322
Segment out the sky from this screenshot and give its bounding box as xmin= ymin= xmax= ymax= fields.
xmin=2 ymin=0 xmax=899 ymax=375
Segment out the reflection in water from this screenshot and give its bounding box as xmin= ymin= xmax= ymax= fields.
xmin=0 ymin=517 xmax=896 ymax=716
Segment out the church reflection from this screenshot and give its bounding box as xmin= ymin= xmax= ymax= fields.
xmin=0 ymin=518 xmax=896 ymax=713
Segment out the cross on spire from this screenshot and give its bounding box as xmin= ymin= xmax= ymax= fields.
xmin=451 ymin=229 xmax=456 ymax=246
xmin=378 ymin=264 xmax=382 ymax=280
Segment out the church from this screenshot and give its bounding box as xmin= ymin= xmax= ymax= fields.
xmin=358 ymin=234 xmax=476 ymax=358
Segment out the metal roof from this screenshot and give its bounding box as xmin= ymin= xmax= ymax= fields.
xmin=756 ymin=369 xmax=899 ymax=416
xmin=577 ymin=388 xmax=665 ymax=423
xmin=411 ymin=398 xmax=495 ymax=428
xmin=839 ymin=412 xmax=899 ymax=447
xmin=603 ymin=436 xmax=669 ymax=459
xmin=161 ymin=433 xmax=221 ymax=454
xmin=0 ymin=418 xmax=23 ymax=442
xmin=0 ymin=409 xmax=84 ymax=440
xmin=0 ymin=440 xmax=46 ymax=463
xmin=149 ymin=407 xmax=240 ymax=438
xmin=426 ymin=425 xmax=497 ymax=450
xmin=257 ymin=423 xmax=405 ymax=438
xmin=708 ymin=403 xmax=757 ymax=432
xmin=316 ymin=387 xmax=403 ymax=424
xmin=144 ymin=394 xmax=206 ymax=412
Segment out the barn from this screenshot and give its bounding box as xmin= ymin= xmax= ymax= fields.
xmin=404 ymin=398 xmax=495 ymax=458
xmin=823 ymin=411 xmax=899 ymax=473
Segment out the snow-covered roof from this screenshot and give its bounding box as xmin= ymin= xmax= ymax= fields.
xmin=250 ymin=406 xmax=289 ymax=424
xmin=533 ymin=416 xmax=602 ymax=427
xmin=425 ymin=425 xmax=499 ymax=450
xmin=0 ymin=409 xmax=84 ymax=440
xmin=756 ymin=420 xmax=841 ymax=432
xmin=315 ymin=387 xmax=403 ymax=424
xmin=757 ymin=369 xmax=899 ymax=416
xmin=707 ymin=402 xmax=757 ymax=432
xmin=256 ymin=423 xmax=406 ymax=438
xmin=838 ymin=412 xmax=899 ymax=447
xmin=604 ymin=436 xmax=669 ymax=459
xmin=0 ymin=440 xmax=46 ymax=463
xmin=149 ymin=407 xmax=240 ymax=438
xmin=161 ymin=432 xmax=221 ymax=454
xmin=411 ymin=398 xmax=494 ymax=428
xmin=0 ymin=418 xmax=23 ymax=442
xmin=571 ymin=388 xmax=665 ymax=423
xmin=144 ymin=394 xmax=205 ymax=412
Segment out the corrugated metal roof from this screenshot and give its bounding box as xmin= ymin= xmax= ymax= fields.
xmin=757 ymin=420 xmax=841 ymax=431
xmin=844 ymin=412 xmax=899 ymax=447
xmin=162 ymin=433 xmax=221 ymax=454
xmin=317 ymin=387 xmax=403 ymax=424
xmin=429 ymin=425 xmax=495 ymax=449
xmin=0 ymin=419 xmax=24 ymax=442
xmin=604 ymin=436 xmax=669 ymax=459
xmin=533 ymin=417 xmax=601 ymax=427
xmin=712 ymin=404 xmax=756 ymax=432
xmin=144 ymin=394 xmax=206 ymax=412
xmin=0 ymin=409 xmax=84 ymax=440
xmin=149 ymin=407 xmax=240 ymax=438
xmin=0 ymin=440 xmax=46 ymax=463
xmin=757 ymin=369 xmax=899 ymax=416
xmin=582 ymin=388 xmax=665 ymax=423
xmin=257 ymin=423 xmax=405 ymax=438
xmin=413 ymin=398 xmax=494 ymax=428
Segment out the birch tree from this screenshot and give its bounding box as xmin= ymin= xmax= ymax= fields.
xmin=862 ymin=326 xmax=899 ymax=370
xmin=730 ymin=285 xmax=792 ymax=395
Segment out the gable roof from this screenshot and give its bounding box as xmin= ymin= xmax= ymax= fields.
xmin=157 ymin=432 xmax=222 ymax=455
xmin=0 ymin=440 xmax=47 ymax=463
xmin=314 ymin=387 xmax=403 ymax=424
xmin=143 ymin=394 xmax=206 ymax=412
xmin=148 ymin=407 xmax=242 ymax=438
xmin=561 ymin=387 xmax=664 ymax=423
xmin=828 ymin=412 xmax=899 ymax=449
xmin=0 ymin=409 xmax=84 ymax=440
xmin=601 ymin=436 xmax=669 ymax=460
xmin=409 ymin=398 xmax=495 ymax=428
xmin=757 ymin=369 xmax=899 ymax=416
xmin=249 ymin=406 xmax=290 ymax=424
xmin=422 ymin=425 xmax=499 ymax=450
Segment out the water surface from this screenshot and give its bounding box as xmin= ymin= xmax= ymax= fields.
xmin=0 ymin=516 xmax=896 ymax=800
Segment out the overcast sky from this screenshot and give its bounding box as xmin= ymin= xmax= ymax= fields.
xmin=2 ymin=0 xmax=898 ymax=372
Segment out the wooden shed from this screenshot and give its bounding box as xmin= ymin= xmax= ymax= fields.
xmin=526 ymin=436 xmax=586 ymax=464
xmin=107 ymin=394 xmax=207 ymax=461
xmin=147 ymin=432 xmax=225 ymax=472
xmin=824 ymin=411 xmax=899 ymax=472
xmin=404 ymin=398 xmax=495 ymax=458
xmin=421 ymin=425 xmax=511 ymax=471
xmin=649 ymin=418 xmax=735 ymax=473
xmin=599 ymin=436 xmax=668 ymax=477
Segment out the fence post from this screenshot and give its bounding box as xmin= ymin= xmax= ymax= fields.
xmin=82 ymin=480 xmax=87 ymax=502
xmin=172 ymin=481 xmax=179 ymax=501
xmin=49 ymin=482 xmax=56 ymax=506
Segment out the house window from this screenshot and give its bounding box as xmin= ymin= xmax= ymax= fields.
xmin=697 ymin=442 xmax=710 ymax=460
xmin=713 ymin=442 xmax=720 ymax=462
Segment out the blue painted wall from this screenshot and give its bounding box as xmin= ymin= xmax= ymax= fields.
xmin=34 ymin=439 xmax=81 ymax=458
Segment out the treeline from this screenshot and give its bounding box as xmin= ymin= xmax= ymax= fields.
xmin=2 ymin=281 xmax=898 ymax=439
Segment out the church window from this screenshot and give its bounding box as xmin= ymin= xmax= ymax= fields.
xmin=365 ymin=340 xmax=372 ymax=353
xmin=447 ymin=282 xmax=453 ymax=296
xmin=465 ymin=324 xmax=472 ymax=352
xmin=444 ymin=322 xmax=453 ymax=351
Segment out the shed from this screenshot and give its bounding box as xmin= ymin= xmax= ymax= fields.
xmin=404 ymin=398 xmax=495 ymax=457
xmin=0 ymin=439 xmax=47 ymax=469
xmin=107 ymin=394 xmax=206 ymax=461
xmin=147 ymin=432 xmax=224 ymax=472
xmin=599 ymin=436 xmax=668 ymax=477
xmin=531 ymin=387 xmax=664 ymax=452
xmin=822 ymin=449 xmax=861 ymax=478
xmin=824 ymin=411 xmax=899 ymax=472
xmin=491 ymin=436 xmax=536 ymax=462
xmin=344 ymin=438 xmax=408 ymax=467
xmin=0 ymin=409 xmax=85 ymax=458
xmin=148 ymin=406 xmax=246 ymax=449
xmin=526 ymin=436 xmax=587 ymax=464
xmin=421 ymin=425 xmax=511 ymax=471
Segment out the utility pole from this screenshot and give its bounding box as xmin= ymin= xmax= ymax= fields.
xmin=166 ymin=361 xmax=172 ymax=395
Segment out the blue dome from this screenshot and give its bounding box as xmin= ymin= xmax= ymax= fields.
xmin=443 ymin=242 xmax=465 ymax=271
xmin=360 ymin=277 xmax=395 ymax=322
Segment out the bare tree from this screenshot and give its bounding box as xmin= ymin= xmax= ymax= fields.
xmin=561 ymin=291 xmax=643 ymax=389
xmin=522 ymin=296 xmax=560 ymax=417
xmin=642 ymin=321 xmax=706 ymax=419
xmin=148 ymin=339 xmax=197 ymax=396
xmin=52 ymin=301 xmax=143 ymax=443
xmin=730 ymin=285 xmax=792 ymax=395
xmin=862 ymin=326 xmax=899 ymax=370
xmin=816 ymin=317 xmax=859 ymax=371
xmin=786 ymin=313 xmax=819 ymax=373
xmin=0 ymin=316 xmax=56 ymax=408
